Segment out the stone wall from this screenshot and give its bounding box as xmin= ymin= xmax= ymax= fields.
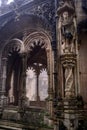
xmin=79 ymin=32 xmax=87 ymax=103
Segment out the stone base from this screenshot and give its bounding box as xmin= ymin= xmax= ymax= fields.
xmin=2 ymin=106 xmax=20 ymax=121
xmin=63 ymin=98 xmax=78 ymax=130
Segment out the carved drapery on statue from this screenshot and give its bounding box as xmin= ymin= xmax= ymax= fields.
xmin=59 ymin=11 xmax=76 ymax=55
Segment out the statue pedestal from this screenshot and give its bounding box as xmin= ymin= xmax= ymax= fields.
xmin=63 ymin=98 xmax=78 ymax=130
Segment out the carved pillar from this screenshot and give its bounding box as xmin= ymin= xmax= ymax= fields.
xmin=36 ymin=73 xmax=40 ymax=101
xmin=46 ymin=47 xmax=54 ymax=127
xmin=2 ymin=58 xmax=7 ymax=95
xmin=61 ymin=54 xmax=76 ymax=98
xmin=56 ymin=0 xmax=79 ymax=130
xmin=19 ymin=52 xmax=28 ymax=108
xmin=57 ymin=0 xmax=77 ymax=98
xmin=52 ymin=43 xmax=60 ymax=130
xmin=52 ymin=42 xmax=58 ymax=98
xmin=34 ymin=64 xmax=40 ymax=102
xmin=0 ymin=57 xmax=8 ymax=106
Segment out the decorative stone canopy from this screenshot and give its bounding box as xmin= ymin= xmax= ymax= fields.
xmin=57 ymin=0 xmax=74 ymax=15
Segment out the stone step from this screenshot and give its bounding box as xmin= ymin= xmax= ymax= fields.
xmin=0 ymin=120 xmax=23 ymax=130
xmin=0 ymin=120 xmax=36 ymax=130
xmin=4 ymin=105 xmax=19 ymax=111
xmin=2 ymin=106 xmax=20 ymax=121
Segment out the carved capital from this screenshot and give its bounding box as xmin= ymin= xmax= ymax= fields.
xmin=61 ymin=53 xmax=76 ymax=68
xmin=57 ymin=0 xmax=74 ymax=15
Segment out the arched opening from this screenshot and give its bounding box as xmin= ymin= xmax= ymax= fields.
xmin=26 ymin=38 xmax=48 ymax=107
xmin=1 ymin=39 xmax=24 ymax=106
xmin=26 ymin=68 xmax=48 ymax=102
xmin=1 ymin=32 xmax=53 ymax=111
xmin=6 ymin=49 xmax=22 ymax=105
xmin=24 ymin=32 xmax=53 ymax=108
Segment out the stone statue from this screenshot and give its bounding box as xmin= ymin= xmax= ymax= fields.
xmin=60 ymin=11 xmax=75 ymax=54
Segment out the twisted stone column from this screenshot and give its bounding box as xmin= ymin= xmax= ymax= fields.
xmin=61 ymin=54 xmax=76 ymax=98
xmin=65 ymin=67 xmax=74 ymax=97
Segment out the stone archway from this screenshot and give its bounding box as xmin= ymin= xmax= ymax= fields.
xmin=24 ymin=31 xmax=54 ymax=114
xmin=1 ymin=38 xmax=24 ymax=105
xmin=1 ymin=31 xmax=54 ymax=114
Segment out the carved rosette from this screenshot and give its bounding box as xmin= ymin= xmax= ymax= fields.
xmin=61 ymin=54 xmax=76 ymax=98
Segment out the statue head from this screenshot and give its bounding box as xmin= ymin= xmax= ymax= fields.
xmin=62 ymin=11 xmax=69 ymax=23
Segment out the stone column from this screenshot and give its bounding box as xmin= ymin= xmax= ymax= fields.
xmin=35 ymin=68 xmax=40 ymax=102
xmin=33 ymin=63 xmax=42 ymax=102
xmin=1 ymin=57 xmax=8 ymax=106
xmin=36 ymin=73 xmax=39 ymax=101
xmin=52 ymin=43 xmax=59 ymax=129
xmin=2 ymin=58 xmax=7 ymax=94
xmin=46 ymin=48 xmax=54 ymax=127
xmin=19 ymin=52 xmax=28 ymax=108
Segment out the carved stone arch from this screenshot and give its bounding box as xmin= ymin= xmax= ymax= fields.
xmin=2 ymin=38 xmax=24 ymax=58
xmin=24 ymin=31 xmax=51 ymax=50
xmin=24 ymin=31 xmax=52 ymax=71
xmin=24 ymin=31 xmax=54 ymax=116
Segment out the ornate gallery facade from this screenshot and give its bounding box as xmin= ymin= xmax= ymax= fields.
xmin=0 ymin=0 xmax=87 ymax=130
